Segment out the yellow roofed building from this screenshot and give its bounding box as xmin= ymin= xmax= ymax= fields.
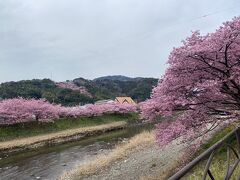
xmin=115 ymin=97 xmax=136 ymax=105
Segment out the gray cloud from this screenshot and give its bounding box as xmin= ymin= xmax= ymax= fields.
xmin=0 ymin=0 xmax=239 ymax=82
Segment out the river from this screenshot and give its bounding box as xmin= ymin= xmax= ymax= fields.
xmin=0 ymin=123 xmax=153 ymax=180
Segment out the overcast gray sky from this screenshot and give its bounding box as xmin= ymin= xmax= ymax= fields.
xmin=0 ymin=0 xmax=239 ymax=83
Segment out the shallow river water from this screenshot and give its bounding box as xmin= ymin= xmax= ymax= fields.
xmin=0 ymin=123 xmax=153 ymax=180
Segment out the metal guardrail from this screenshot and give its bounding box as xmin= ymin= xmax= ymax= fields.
xmin=169 ymin=126 xmax=240 ymax=180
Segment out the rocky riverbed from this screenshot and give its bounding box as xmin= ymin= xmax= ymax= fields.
xmin=81 ymin=139 xmax=187 ymax=180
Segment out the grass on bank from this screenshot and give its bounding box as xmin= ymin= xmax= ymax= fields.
xmin=0 ymin=121 xmax=127 ymax=151
xmin=183 ymin=122 xmax=240 ymax=179
xmin=0 ymin=113 xmax=139 ymax=142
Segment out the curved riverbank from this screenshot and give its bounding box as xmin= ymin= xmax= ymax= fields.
xmin=0 ymin=121 xmax=127 ymax=155
xmin=0 ymin=122 xmax=154 ymax=180
xmin=60 ymin=131 xmax=188 ymax=180
xmin=60 ymin=131 xmax=154 ymax=180
xmin=60 ymin=122 xmax=232 ymax=180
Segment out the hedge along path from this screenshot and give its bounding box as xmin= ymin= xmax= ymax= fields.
xmin=0 ymin=121 xmax=127 ymax=153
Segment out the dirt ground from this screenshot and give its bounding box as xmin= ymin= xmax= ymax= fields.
xmin=81 ymin=140 xmax=187 ymax=180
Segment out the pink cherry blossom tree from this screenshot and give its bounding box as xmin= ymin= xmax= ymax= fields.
xmin=0 ymin=98 xmax=137 ymax=125
xmin=56 ymin=81 xmax=92 ymax=97
xmin=141 ymin=16 xmax=240 ymax=146
xmin=0 ymin=98 xmax=60 ymax=124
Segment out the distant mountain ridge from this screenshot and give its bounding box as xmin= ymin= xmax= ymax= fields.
xmin=0 ymin=75 xmax=158 ymax=105
xmin=93 ymin=75 xmax=141 ymax=82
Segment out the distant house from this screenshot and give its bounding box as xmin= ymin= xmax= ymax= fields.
xmin=115 ymin=97 xmax=136 ymax=105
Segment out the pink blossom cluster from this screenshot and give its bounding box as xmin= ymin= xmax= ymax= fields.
xmin=56 ymin=81 xmax=92 ymax=97
xmin=0 ymin=98 xmax=61 ymax=124
xmin=0 ymin=98 xmax=137 ymax=125
xmin=141 ymin=16 xmax=240 ymax=147
xmin=60 ymin=102 xmax=137 ymax=118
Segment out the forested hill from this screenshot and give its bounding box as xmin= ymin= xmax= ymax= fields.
xmin=0 ymin=76 xmax=158 ymax=106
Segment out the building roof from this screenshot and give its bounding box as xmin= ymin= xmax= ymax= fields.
xmin=115 ymin=97 xmax=136 ymax=105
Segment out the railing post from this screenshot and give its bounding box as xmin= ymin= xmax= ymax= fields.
xmin=235 ymin=126 xmax=240 ymax=154
xmin=169 ymin=126 xmax=240 ymax=179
